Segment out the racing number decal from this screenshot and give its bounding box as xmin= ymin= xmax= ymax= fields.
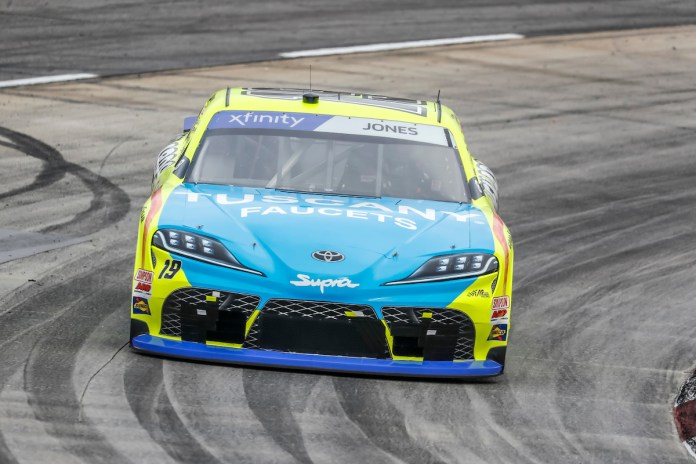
xmin=159 ymin=260 xmax=181 ymax=279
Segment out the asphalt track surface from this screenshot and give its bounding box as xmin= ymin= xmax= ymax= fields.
xmin=1 ymin=0 xmax=696 ymax=81
xmin=2 ymin=10 xmax=696 ymax=464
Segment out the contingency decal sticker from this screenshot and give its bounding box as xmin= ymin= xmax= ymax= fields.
xmin=488 ymin=324 xmax=508 ymax=341
xmin=490 ymin=296 xmax=510 ymax=324
xmin=133 ymin=268 xmax=153 ymax=297
xmin=132 ymin=296 xmax=151 ymax=315
xmin=467 ymin=289 xmax=490 ymax=298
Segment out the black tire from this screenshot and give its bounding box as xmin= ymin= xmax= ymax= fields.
xmin=129 ymin=319 xmax=150 ymax=344
xmin=486 ymin=346 xmax=507 ymax=373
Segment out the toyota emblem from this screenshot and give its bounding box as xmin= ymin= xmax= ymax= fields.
xmin=312 ymin=250 xmax=345 ymax=262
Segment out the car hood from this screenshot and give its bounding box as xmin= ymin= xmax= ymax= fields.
xmin=156 ymin=184 xmax=495 ymax=279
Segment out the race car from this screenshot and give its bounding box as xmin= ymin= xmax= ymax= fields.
xmin=129 ymin=87 xmax=514 ymax=378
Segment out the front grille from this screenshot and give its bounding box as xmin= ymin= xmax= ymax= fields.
xmin=244 ymin=299 xmax=378 ymax=350
xmin=381 ymin=306 xmax=476 ymax=360
xmin=244 ymin=299 xmax=387 ymax=357
xmin=160 ymin=290 xmax=474 ymax=361
xmin=160 ymin=287 xmax=260 ymax=337
xmin=263 ymin=299 xmax=377 ymax=319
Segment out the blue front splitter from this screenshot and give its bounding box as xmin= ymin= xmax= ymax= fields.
xmin=131 ymin=334 xmax=503 ymax=378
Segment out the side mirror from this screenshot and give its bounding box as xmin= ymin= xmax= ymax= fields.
xmin=183 ymin=116 xmax=197 ymax=132
xmin=152 ymin=135 xmax=187 ymax=191
xmin=474 ymin=159 xmax=499 ymax=212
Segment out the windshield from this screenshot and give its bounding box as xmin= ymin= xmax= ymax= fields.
xmin=187 ymin=122 xmax=469 ymax=203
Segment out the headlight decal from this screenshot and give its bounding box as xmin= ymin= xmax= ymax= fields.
xmin=384 ymin=252 xmax=498 ymax=285
xmin=152 ymin=229 xmax=264 ymax=276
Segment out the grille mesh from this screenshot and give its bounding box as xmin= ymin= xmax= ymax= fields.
xmin=263 ymin=299 xmax=377 ymax=319
xmin=160 ymin=290 xmax=475 ymax=361
xmin=244 ymin=299 xmax=377 ymax=349
xmin=160 ymin=287 xmax=260 ymax=337
xmin=381 ymin=306 xmax=476 ymax=360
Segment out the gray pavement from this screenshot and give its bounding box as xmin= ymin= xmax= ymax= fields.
xmin=1 ymin=0 xmax=695 ymax=81
xmin=1 ymin=26 xmax=695 ymax=462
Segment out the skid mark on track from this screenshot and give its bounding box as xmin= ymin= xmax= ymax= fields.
xmin=460 ymin=386 xmax=547 ymax=464
xmin=98 ymin=139 xmax=128 ymax=176
xmin=332 ymin=377 xmax=446 ymax=464
xmin=0 ymin=126 xmax=130 ymax=237
xmin=123 ymin=357 xmax=224 ymax=464
xmin=0 ymin=370 xmax=85 ymax=464
xmin=243 ymin=369 xmax=318 ymax=464
xmin=22 ymin=258 xmax=134 ymax=464
xmin=0 ymin=249 xmax=128 ymax=463
xmin=0 ymin=128 xmax=66 ymax=200
xmin=0 ymin=128 xmax=131 ymax=462
xmin=0 ymin=423 xmax=18 ymax=464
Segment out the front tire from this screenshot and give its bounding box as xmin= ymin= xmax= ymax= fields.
xmin=486 ymin=346 xmax=507 ymax=373
xmin=130 ymin=319 xmax=150 ymax=344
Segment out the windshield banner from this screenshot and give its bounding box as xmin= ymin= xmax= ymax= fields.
xmin=207 ymin=111 xmax=451 ymax=147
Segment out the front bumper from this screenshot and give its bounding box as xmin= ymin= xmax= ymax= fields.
xmin=131 ymin=334 xmax=502 ymax=378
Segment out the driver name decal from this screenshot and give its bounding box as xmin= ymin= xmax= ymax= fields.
xmin=362 ymin=122 xmax=418 ymax=135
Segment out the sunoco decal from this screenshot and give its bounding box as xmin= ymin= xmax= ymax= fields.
xmin=488 ymin=324 xmax=508 ymax=341
xmin=132 ymin=297 xmax=151 ymax=315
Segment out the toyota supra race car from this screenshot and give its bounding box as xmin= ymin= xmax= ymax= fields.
xmin=129 ymin=88 xmax=514 ymax=378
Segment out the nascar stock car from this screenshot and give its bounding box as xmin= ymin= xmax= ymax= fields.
xmin=129 ymin=87 xmax=513 ymax=378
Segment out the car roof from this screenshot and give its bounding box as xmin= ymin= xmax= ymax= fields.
xmin=202 ymin=87 xmax=459 ymax=128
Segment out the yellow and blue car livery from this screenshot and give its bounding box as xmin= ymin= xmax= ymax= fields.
xmin=130 ymin=88 xmax=514 ymax=378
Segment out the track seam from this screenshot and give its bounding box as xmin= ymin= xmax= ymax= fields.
xmin=78 ymin=341 xmax=130 ymax=421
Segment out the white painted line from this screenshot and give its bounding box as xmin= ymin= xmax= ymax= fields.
xmin=0 ymin=73 xmax=98 ymax=89
xmin=280 ymin=33 xmax=525 ymax=58
xmin=685 ymin=442 xmax=696 ymax=461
